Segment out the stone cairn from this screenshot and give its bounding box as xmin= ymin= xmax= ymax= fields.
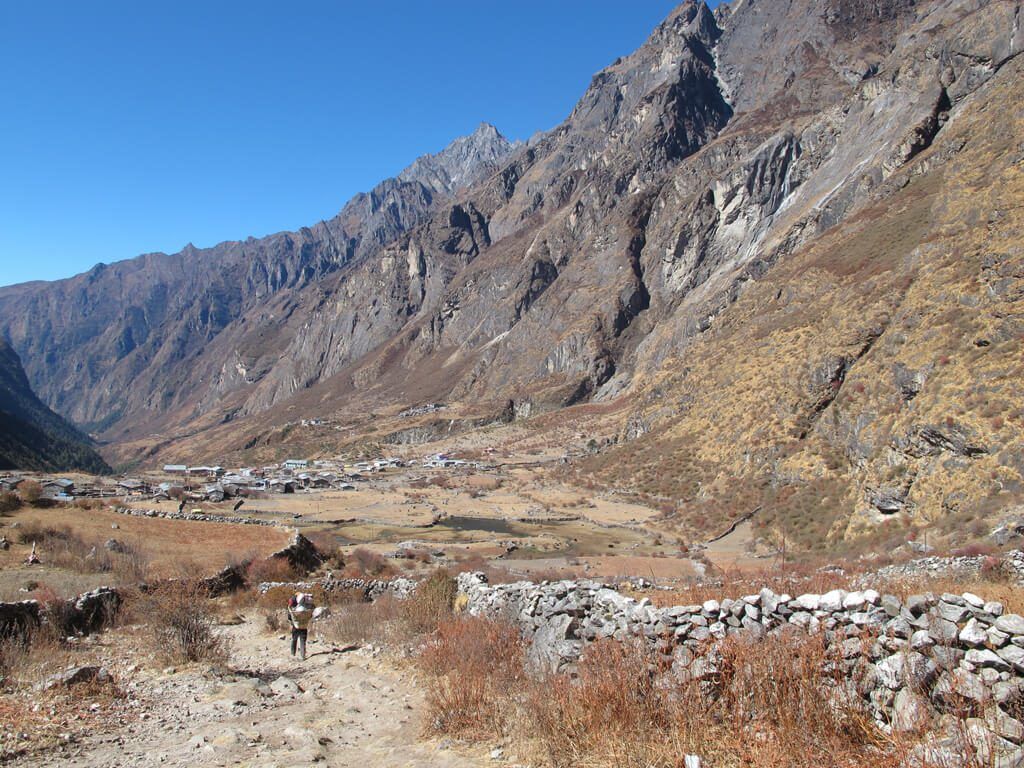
xmin=457 ymin=570 xmax=1024 ymax=759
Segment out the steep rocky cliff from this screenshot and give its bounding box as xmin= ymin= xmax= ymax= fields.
xmin=1 ymin=0 xmax=1022 ymax=547
xmin=0 ymin=340 xmax=110 ymax=473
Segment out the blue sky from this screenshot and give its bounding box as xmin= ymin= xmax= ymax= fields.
xmin=0 ymin=1 xmax=702 ymax=287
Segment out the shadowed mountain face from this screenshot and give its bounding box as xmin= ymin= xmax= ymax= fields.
xmin=1 ymin=0 xmax=1023 ymax=544
xmin=0 ymin=340 xmax=111 ymax=473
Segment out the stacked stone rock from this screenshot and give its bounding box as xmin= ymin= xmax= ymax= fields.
xmin=457 ymin=573 xmax=1024 ymax=755
xmin=863 ymin=550 xmax=1024 ymax=585
xmin=0 ymin=586 xmax=120 ymax=639
xmin=257 ymin=576 xmax=417 ymax=600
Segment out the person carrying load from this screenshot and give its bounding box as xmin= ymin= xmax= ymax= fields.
xmin=287 ymin=592 xmax=314 ymax=660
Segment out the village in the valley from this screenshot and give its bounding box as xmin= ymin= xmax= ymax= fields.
xmin=0 ymin=453 xmax=479 ymax=504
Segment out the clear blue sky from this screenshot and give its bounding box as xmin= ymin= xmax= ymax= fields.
xmin=0 ymin=1 xmax=702 ymax=288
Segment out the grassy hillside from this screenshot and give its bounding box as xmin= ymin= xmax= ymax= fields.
xmin=580 ymin=55 xmax=1024 ymax=554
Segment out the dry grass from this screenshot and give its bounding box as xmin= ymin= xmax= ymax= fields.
xmin=245 ymin=556 xmax=299 ymax=585
xmin=7 ymin=506 xmax=288 ymax=577
xmin=419 ymin=616 xmax=525 ymax=738
xmin=346 ymin=547 xmax=397 ymax=578
xmin=321 ymin=596 xmax=405 ymax=646
xmin=0 ymin=593 xmax=130 ymax=760
xmin=876 ymin=574 xmax=1024 ymax=615
xmin=642 ymin=565 xmax=862 ymax=608
xmin=415 ymin=616 xmax=973 ymax=768
xmin=320 ymin=568 xmax=457 ymax=647
xmin=15 ymin=521 xmax=149 ymax=585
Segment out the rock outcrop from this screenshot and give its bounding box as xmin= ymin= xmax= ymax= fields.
xmin=268 ymin=532 xmax=325 ymax=575
xmin=0 ymin=586 xmax=121 ymax=640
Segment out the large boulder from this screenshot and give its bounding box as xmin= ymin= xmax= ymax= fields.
xmin=67 ymin=587 xmax=121 ymax=634
xmin=200 ymin=562 xmax=248 ymax=596
xmin=37 ymin=665 xmax=112 ymax=692
xmin=269 ymin=532 xmax=324 ymax=575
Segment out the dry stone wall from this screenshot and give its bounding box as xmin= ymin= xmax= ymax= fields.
xmin=457 ymin=569 xmax=1024 ymax=755
xmin=0 ymin=587 xmax=120 ymax=639
xmin=115 ymin=506 xmax=277 ymax=526
xmin=257 ymin=575 xmax=418 ymax=601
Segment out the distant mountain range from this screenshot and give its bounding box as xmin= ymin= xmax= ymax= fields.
xmin=0 ymin=339 xmax=110 ymax=473
xmin=0 ymin=0 xmax=1021 ymax=547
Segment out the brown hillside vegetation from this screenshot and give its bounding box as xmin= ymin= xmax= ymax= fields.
xmin=581 ymin=53 xmax=1024 ymax=552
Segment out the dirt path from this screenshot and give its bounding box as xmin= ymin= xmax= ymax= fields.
xmin=17 ymin=618 xmax=491 ymax=768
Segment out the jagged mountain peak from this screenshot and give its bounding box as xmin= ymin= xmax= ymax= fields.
xmin=397 ymin=121 xmax=518 ymax=195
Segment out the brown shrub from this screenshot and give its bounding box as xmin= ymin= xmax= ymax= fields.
xmin=401 ymin=568 xmax=455 ymax=635
xmin=713 ymin=630 xmax=876 ymax=758
xmin=419 ymin=616 xmax=524 ymax=739
xmin=419 ymin=618 xmax=908 ymax=768
xmin=348 ymin=547 xmax=395 ymax=578
xmin=144 ymin=582 xmax=230 ymax=664
xmin=952 ymin=542 xmax=998 ymax=558
xmin=246 ymin=557 xmax=298 ymax=585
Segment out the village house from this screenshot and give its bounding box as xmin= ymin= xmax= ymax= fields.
xmin=204 ymin=483 xmax=226 ymax=502
xmin=116 ymin=478 xmax=150 ymax=496
xmin=163 ymin=464 xmax=188 ymax=475
xmin=0 ymin=477 xmax=23 ymax=493
xmin=189 ymin=466 xmax=224 ymax=479
xmin=41 ymin=478 xmax=75 ymax=500
xmin=282 ymin=459 xmax=309 ymax=470
xmin=269 ymin=478 xmax=297 ymax=494
xmin=153 ymin=481 xmax=183 ymax=500
xmin=307 ymin=474 xmax=334 ymax=489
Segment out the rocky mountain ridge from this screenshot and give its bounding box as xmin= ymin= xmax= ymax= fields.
xmin=1 ymin=0 xmax=1022 ymax=547
xmin=0 ymin=122 xmax=517 ymax=436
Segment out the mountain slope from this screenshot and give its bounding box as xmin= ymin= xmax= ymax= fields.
xmin=0 ymin=340 xmax=111 ymax=473
xmin=584 ymin=48 xmax=1024 ymax=551
xmin=0 ymin=0 xmax=1022 ymax=548
xmin=0 ymin=122 xmax=516 ymax=436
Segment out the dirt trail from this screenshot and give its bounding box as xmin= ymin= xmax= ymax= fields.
xmin=17 ymin=619 xmax=490 ymax=768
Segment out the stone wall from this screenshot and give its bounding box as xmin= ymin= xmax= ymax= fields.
xmin=257 ymin=575 xmax=418 ymax=601
xmin=457 ymin=570 xmax=1024 ymax=755
xmin=0 ymin=587 xmax=121 ymax=639
xmin=116 ymin=506 xmax=277 ymax=526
